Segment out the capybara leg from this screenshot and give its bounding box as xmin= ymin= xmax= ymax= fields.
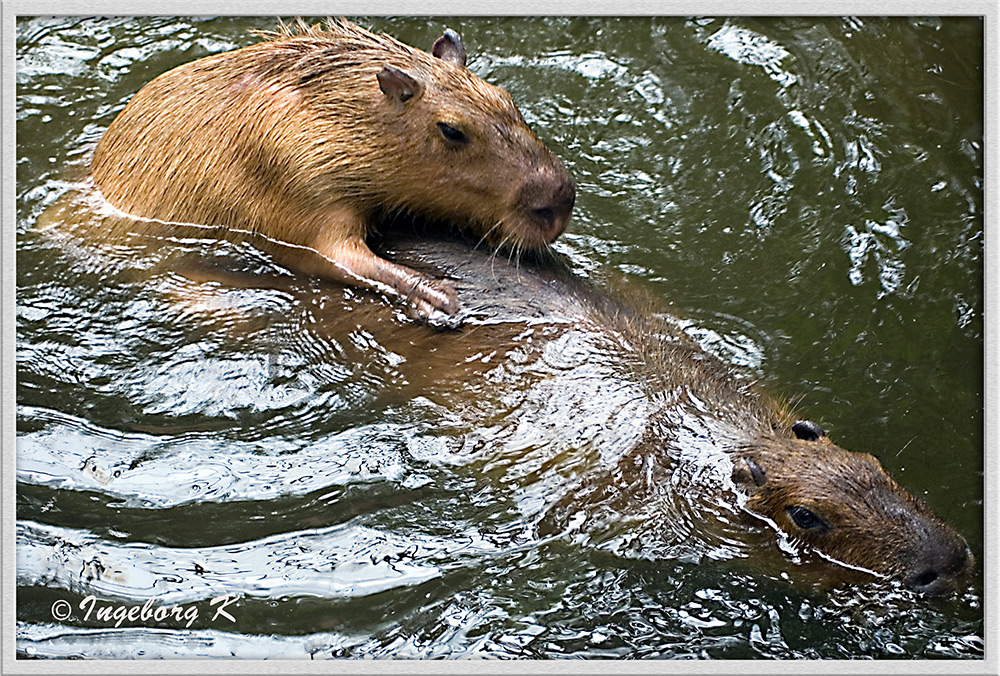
xmin=310 ymin=233 xmax=461 ymax=327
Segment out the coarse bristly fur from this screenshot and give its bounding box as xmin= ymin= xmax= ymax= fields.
xmin=90 ymin=18 xmax=575 ymax=324
xmin=653 ymin=325 xmax=970 ymax=593
xmin=638 ymin=316 xmax=973 ymax=594
xmin=420 ymin=234 xmax=975 ymax=595
xmin=524 ymin=267 xmax=974 ymax=596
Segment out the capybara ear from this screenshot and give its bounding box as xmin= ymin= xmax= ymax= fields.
xmin=432 ymin=28 xmax=467 ymax=67
xmin=377 ymin=66 xmax=424 ymax=104
xmin=733 ymin=456 xmax=768 ymax=488
xmin=745 ymin=457 xmax=767 ymax=486
xmin=792 ymin=420 xmax=826 ymax=442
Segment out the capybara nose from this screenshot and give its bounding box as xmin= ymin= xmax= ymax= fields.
xmin=907 ymin=538 xmax=972 ymax=595
xmin=521 ymin=172 xmax=575 ymax=244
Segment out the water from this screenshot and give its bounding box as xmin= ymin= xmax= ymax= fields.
xmin=15 ymin=16 xmax=984 ymax=661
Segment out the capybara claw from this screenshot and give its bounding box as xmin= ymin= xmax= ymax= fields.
xmin=406 ymin=278 xmax=462 ymax=330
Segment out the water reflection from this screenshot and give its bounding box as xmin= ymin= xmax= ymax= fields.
xmin=706 ymin=23 xmax=797 ymax=88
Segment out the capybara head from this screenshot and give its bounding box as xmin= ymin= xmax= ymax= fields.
xmin=732 ymin=427 xmax=972 ymax=595
xmin=288 ymin=20 xmax=575 ymax=249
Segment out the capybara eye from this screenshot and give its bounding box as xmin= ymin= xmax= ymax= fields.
xmin=786 ymin=506 xmax=828 ymax=531
xmin=437 ymin=122 xmax=469 ymax=145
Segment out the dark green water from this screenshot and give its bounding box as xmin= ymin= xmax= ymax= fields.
xmin=15 ymin=16 xmax=983 ymax=660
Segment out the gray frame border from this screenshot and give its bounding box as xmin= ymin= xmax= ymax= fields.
xmin=3 ymin=2 xmax=996 ymax=675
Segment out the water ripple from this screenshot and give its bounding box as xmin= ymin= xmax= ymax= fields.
xmin=17 ymin=519 xmax=498 ymax=604
xmin=17 ymin=406 xmax=440 ymax=507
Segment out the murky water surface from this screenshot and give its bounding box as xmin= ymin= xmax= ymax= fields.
xmin=15 ymin=16 xmax=983 ymax=660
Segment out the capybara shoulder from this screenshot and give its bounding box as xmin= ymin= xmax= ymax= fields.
xmin=91 ymin=19 xmax=574 ymax=326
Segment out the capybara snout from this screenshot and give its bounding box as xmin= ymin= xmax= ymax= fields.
xmin=512 ymin=165 xmax=576 ymax=247
xmin=905 ymin=517 xmax=973 ymax=596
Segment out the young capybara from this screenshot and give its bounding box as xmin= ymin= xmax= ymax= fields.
xmin=375 ymin=231 xmax=974 ymax=596
xmin=90 ymin=19 xmax=575 ymax=326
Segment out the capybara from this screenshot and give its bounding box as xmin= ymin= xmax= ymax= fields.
xmin=731 ymin=432 xmax=971 ymax=594
xmin=90 ymin=19 xmax=575 ymax=326
xmin=370 ymin=230 xmax=973 ymax=596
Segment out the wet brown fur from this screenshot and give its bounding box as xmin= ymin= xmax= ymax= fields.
xmin=557 ymin=285 xmax=973 ymax=594
xmin=90 ymin=19 xmax=574 ymax=323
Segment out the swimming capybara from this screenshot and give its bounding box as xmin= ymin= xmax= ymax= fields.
xmin=372 ymin=231 xmax=973 ymax=596
xmin=731 ymin=431 xmax=972 ymax=594
xmin=90 ymin=19 xmax=575 ymax=326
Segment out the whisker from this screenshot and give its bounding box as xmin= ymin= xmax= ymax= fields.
xmin=505 ymin=235 xmax=517 ymax=267
xmin=486 ymin=222 xmax=507 ymax=280
xmin=474 ymin=220 xmax=503 ymax=253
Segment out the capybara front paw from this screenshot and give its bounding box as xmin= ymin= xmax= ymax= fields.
xmin=406 ymin=278 xmax=462 ymax=329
